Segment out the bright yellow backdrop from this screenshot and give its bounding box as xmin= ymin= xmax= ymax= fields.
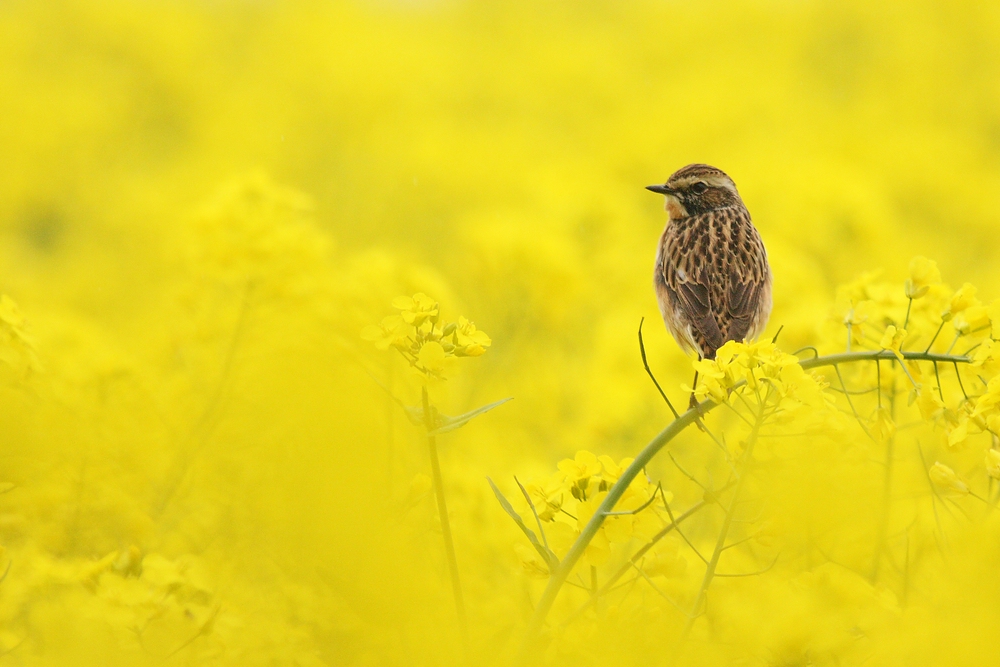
xmin=0 ymin=1 xmax=999 ymax=665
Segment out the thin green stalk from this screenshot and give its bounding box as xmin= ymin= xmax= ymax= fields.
xmin=684 ymin=397 xmax=766 ymax=633
xmin=871 ymin=377 xmax=897 ymax=581
xmin=422 ymin=386 xmax=467 ymax=642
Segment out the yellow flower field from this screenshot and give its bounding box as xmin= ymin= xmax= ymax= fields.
xmin=1 ymin=1 xmax=1000 ymax=665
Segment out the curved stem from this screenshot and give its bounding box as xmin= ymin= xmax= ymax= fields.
xmin=423 ymin=387 xmax=467 ymax=644
xmin=517 ymin=349 xmax=971 ymax=651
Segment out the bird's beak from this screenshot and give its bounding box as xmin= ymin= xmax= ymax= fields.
xmin=646 ymin=184 xmax=674 ymax=195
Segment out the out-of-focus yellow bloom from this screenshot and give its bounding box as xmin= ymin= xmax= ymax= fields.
xmin=360 ymin=314 xmax=408 ymax=350
xmin=929 ymin=462 xmax=969 ymax=496
xmin=452 ymin=316 xmax=491 ymax=356
xmin=870 ymin=407 xmax=896 ymax=443
xmin=946 ymin=416 xmax=971 ymax=450
xmin=916 ymin=386 xmax=945 ymax=421
xmin=362 ymin=293 xmax=490 ymax=381
xmin=953 ymin=305 xmax=991 ymax=335
xmin=905 ymin=256 xmax=941 ymax=299
xmin=944 ymin=283 xmax=977 ymax=319
xmin=990 ymin=300 xmax=1000 ymax=339
xmin=971 ymin=339 xmax=1000 ymax=374
xmin=984 ymin=450 xmax=1000 ymax=480
xmin=515 ymin=543 xmax=551 ymax=579
xmin=879 ymin=325 xmax=906 ymax=362
xmin=598 ymin=455 xmax=633 ymax=483
xmin=416 ymin=340 xmax=455 ymax=379
xmin=524 ymin=474 xmax=567 ymax=521
xmin=643 ymin=538 xmax=686 ymax=578
xmin=393 ymin=293 xmax=439 ymax=328
xmin=543 ymin=521 xmax=577 ymax=558
xmin=558 ymin=450 xmax=602 ymax=485
xmin=972 ymin=376 xmax=1000 ymax=419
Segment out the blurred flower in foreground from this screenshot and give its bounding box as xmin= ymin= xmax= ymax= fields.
xmin=905 ymin=256 xmax=941 ymax=299
xmin=879 ymin=325 xmax=906 ymax=362
xmin=929 ymin=462 xmax=969 ymax=496
xmin=984 ymin=449 xmax=1000 ymax=480
xmin=361 ymin=292 xmax=491 ymax=380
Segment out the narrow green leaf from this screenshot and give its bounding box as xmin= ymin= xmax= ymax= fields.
xmin=429 ymin=397 xmax=512 ymax=435
xmin=487 ymin=477 xmax=558 ymax=569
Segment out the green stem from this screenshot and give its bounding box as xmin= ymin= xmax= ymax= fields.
xmin=422 ymin=387 xmax=467 ymax=642
xmin=685 ymin=398 xmax=765 ymax=633
xmin=517 ymin=349 xmax=971 ymax=651
xmin=799 ymin=350 xmax=968 ymax=369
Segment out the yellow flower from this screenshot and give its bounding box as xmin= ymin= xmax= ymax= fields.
xmin=393 ymin=293 xmax=439 ymax=328
xmin=870 ymin=407 xmax=896 ymax=443
xmin=843 ymin=303 xmax=871 ymax=346
xmin=905 ymin=256 xmax=941 ymax=299
xmin=644 ymin=539 xmax=686 ymax=578
xmin=953 ymin=305 xmax=990 ymax=335
xmin=690 ymin=357 xmax=729 ymax=403
xmin=514 ymin=544 xmax=550 ymax=579
xmin=985 ymin=450 xmax=1000 ymax=480
xmin=452 ymin=316 xmax=491 ymax=356
xmin=943 ymin=283 xmax=977 ymax=319
xmin=544 ymin=521 xmax=578 ymax=559
xmin=946 ymin=417 xmax=970 ymax=450
xmin=558 ymin=451 xmax=602 ymax=486
xmin=524 ymin=474 xmax=566 ymax=522
xmin=990 ymin=300 xmax=1000 ymax=340
xmin=415 ymin=340 xmax=457 ymax=379
xmin=972 ymin=339 xmax=1000 ymax=375
xmin=916 ymin=386 xmax=945 ymax=421
xmin=879 ymin=325 xmax=906 ymax=363
xmin=360 ymin=314 xmax=409 ymax=350
xmin=929 ymin=462 xmax=969 ymax=496
xmin=598 ymin=455 xmax=634 ymax=483
xmin=972 ymin=376 xmax=1000 ymax=419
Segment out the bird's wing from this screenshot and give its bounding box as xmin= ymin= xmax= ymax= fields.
xmin=660 ymin=218 xmax=725 ymax=356
xmin=720 ymin=211 xmax=770 ymax=343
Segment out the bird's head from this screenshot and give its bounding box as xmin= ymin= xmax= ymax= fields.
xmin=647 ymin=164 xmax=743 ymax=218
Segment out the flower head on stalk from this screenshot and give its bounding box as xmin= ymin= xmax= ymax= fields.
xmin=361 ymin=292 xmax=491 ymax=381
xmin=905 ymin=256 xmax=941 ymax=299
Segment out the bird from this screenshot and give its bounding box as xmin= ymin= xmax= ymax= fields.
xmin=647 ymin=164 xmax=772 ymax=408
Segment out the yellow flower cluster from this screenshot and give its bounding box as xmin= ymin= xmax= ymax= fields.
xmin=691 ymin=339 xmax=828 ymax=409
xmin=361 ymin=293 xmax=491 ymax=380
xmin=516 ymin=451 xmax=667 ymax=574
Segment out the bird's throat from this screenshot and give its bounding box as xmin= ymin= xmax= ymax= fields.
xmin=666 ymin=197 xmax=688 ymax=221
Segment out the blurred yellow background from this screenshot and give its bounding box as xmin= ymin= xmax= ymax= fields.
xmin=1 ymin=1 xmax=999 ymax=665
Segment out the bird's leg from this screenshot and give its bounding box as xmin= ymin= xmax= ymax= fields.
xmin=689 ymin=365 xmax=700 ymax=411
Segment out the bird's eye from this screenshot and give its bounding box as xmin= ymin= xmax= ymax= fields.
xmin=691 ymin=182 xmax=708 ymax=195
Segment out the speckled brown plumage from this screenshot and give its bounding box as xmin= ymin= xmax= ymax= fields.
xmin=648 ymin=164 xmax=772 ymax=361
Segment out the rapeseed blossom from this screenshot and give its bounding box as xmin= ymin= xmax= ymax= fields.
xmin=362 ymin=292 xmax=491 ymax=381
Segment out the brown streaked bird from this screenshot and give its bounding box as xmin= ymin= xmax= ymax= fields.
xmin=647 ymin=164 xmax=772 ymax=407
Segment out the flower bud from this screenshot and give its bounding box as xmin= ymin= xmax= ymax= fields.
xmin=905 ymin=256 xmax=940 ymax=299
xmin=929 ymin=462 xmax=969 ymax=496
xmin=985 ymin=450 xmax=1000 ymax=480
